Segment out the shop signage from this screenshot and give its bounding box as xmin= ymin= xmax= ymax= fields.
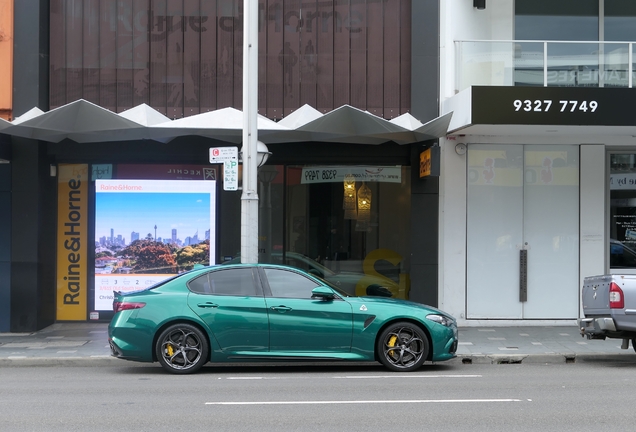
xmin=56 ymin=164 xmax=88 ymax=321
xmin=419 ymin=146 xmax=440 ymax=178
xmin=610 ymin=173 xmax=636 ymax=190
xmin=115 ymin=164 xmax=216 ymax=180
xmin=300 ymin=166 xmax=402 ymax=184
xmin=471 ymin=86 xmax=636 ymax=126
xmin=92 ymin=164 xmax=113 ymax=180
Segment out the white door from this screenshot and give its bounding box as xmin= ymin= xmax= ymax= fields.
xmin=466 ymin=145 xmax=579 ymax=319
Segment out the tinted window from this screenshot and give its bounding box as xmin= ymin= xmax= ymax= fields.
xmin=188 ymin=269 xmax=258 ymax=296
xmin=265 ymin=268 xmax=321 ymax=299
xmin=610 ymin=243 xmax=636 ymax=268
xmin=605 ymin=1 xmax=636 ymax=41
xmin=515 ymin=0 xmax=599 ymax=41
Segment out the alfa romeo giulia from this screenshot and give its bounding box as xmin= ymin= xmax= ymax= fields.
xmin=108 ymin=264 xmax=458 ymax=374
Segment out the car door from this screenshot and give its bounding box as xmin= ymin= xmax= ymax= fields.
xmin=186 ymin=267 xmax=269 ymax=353
xmin=261 ymin=267 xmax=353 ymax=353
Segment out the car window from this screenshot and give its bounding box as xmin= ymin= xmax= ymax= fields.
xmin=188 ymin=268 xmax=259 ymax=296
xmin=264 ymin=268 xmax=321 ymax=299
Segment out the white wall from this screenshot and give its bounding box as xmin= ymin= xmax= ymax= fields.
xmin=437 ymin=135 xmax=468 ymax=319
xmin=438 ymin=0 xmax=514 ymax=321
xmin=579 ymin=145 xmax=606 ymax=315
xmin=440 ymin=0 xmax=514 ymax=100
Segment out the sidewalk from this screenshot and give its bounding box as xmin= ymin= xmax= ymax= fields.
xmin=0 ymin=322 xmax=634 ymax=367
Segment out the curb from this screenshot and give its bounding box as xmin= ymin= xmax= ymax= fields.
xmin=1 ymin=353 xmax=633 ymax=368
xmin=448 ymin=353 xmax=634 ymax=365
xmin=0 ymin=356 xmax=120 ymax=367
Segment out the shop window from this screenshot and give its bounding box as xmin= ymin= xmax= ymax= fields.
xmin=610 ymin=154 xmax=636 ymax=269
xmin=280 ymin=165 xmax=411 ymax=299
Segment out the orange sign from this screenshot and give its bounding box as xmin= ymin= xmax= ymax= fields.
xmin=0 ymin=0 xmax=13 ymax=120
xmin=56 ymin=164 xmax=88 ymax=320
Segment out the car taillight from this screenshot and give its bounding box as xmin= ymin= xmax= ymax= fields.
xmin=113 ymin=301 xmax=146 ymax=313
xmin=609 ymin=282 xmax=624 ymax=309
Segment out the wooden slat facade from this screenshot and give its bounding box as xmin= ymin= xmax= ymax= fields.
xmin=49 ymin=0 xmax=412 ymax=120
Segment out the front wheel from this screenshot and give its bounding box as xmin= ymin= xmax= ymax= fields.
xmin=377 ymin=322 xmax=429 ymax=372
xmin=155 ymin=323 xmax=209 ymax=374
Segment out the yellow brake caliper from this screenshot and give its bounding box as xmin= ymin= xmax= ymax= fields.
xmin=387 ymin=335 xmax=397 ymax=357
xmin=166 ymin=344 xmax=175 ymax=356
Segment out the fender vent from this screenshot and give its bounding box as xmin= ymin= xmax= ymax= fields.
xmin=363 ymin=316 xmax=376 ymax=329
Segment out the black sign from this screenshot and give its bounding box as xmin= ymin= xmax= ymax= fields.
xmin=471 ymin=86 xmax=636 ymax=126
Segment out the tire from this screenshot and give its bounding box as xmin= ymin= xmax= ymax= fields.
xmin=377 ymin=322 xmax=429 ymax=372
xmin=155 ymin=323 xmax=209 ymax=374
xmin=632 ymin=338 xmax=636 ymax=353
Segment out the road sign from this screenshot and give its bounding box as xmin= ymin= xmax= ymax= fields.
xmin=223 ymin=160 xmax=239 ymax=191
xmin=210 ymin=146 xmax=238 ymax=163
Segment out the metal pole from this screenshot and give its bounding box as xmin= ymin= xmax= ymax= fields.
xmin=240 ymin=0 xmax=259 ymax=264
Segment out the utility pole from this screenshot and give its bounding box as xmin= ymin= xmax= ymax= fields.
xmin=240 ymin=0 xmax=259 ymax=264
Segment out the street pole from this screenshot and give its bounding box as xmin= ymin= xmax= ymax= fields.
xmin=240 ymin=0 xmax=259 ymax=264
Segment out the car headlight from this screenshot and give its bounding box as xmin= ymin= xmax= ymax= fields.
xmin=426 ymin=314 xmax=454 ymax=327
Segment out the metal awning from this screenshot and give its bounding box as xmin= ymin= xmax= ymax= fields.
xmin=1 ymin=99 xmax=452 ymax=146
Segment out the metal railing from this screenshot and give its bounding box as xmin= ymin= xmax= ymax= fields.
xmin=455 ymin=40 xmax=636 ymax=92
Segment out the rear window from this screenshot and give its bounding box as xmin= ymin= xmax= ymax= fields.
xmin=188 ymin=268 xmax=259 ymax=296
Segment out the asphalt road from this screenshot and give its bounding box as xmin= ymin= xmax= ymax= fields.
xmin=1 ymin=359 xmax=635 ymax=432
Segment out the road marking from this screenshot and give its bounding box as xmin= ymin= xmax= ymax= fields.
xmin=334 ymin=375 xmax=482 ymax=379
xmin=226 ymin=377 xmax=264 ymax=380
xmin=206 ymin=399 xmax=522 ymax=406
xmin=223 ymin=374 xmax=482 ymax=380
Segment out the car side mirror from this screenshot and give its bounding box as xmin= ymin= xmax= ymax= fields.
xmin=311 ymin=286 xmax=336 ymax=300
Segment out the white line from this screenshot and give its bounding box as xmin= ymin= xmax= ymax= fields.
xmin=226 ymin=377 xmax=264 ymax=380
xmin=222 ymin=374 xmax=482 ymax=380
xmin=334 ymin=375 xmax=482 ymax=379
xmin=205 ymin=399 xmax=522 ymax=406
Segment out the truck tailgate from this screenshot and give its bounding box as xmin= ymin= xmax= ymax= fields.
xmin=582 ymin=275 xmax=613 ymax=315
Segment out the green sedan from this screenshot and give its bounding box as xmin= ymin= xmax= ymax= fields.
xmin=108 ymin=264 xmax=458 ymax=374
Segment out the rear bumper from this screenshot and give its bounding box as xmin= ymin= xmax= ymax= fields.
xmin=579 ymin=317 xmax=617 ymax=337
xmin=579 ymin=317 xmax=636 ymax=341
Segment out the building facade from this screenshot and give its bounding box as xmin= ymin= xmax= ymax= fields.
xmin=439 ymin=0 xmax=636 ymax=325
xmin=0 ymin=0 xmax=441 ymax=331
xmin=5 ymin=0 xmax=631 ymax=332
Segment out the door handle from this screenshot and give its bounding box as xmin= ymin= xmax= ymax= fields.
xmin=197 ymin=302 xmax=219 ymax=308
xmin=271 ymin=306 xmax=292 ymax=313
xmin=519 ymin=249 xmax=527 ymax=302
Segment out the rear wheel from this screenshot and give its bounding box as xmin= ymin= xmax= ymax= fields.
xmin=377 ymin=322 xmax=429 ymax=372
xmin=155 ymin=323 xmax=209 ymax=374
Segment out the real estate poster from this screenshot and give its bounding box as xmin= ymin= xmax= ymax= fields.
xmin=94 ymin=179 xmax=216 ymax=311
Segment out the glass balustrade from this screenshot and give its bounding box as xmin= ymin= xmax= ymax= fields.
xmin=455 ymin=40 xmax=636 ymax=92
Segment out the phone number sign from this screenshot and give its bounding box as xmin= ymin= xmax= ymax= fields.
xmin=471 ymin=86 xmax=636 ymax=126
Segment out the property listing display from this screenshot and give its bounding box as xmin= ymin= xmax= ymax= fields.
xmin=94 ymin=179 xmax=216 ymax=311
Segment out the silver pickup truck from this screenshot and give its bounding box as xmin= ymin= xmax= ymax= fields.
xmin=580 ymin=274 xmax=636 ymax=351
